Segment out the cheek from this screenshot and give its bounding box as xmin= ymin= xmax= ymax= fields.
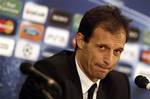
xmin=89 ymin=54 xmax=99 ymax=65
xmin=111 ymin=57 xmax=120 ymax=68
xmin=89 ymin=55 xmax=100 ymax=70
xmin=92 ymin=53 xmax=103 ymax=64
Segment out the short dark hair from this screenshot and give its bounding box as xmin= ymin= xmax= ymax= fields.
xmin=77 ymin=5 xmax=131 ymax=42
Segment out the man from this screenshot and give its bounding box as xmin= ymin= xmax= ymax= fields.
xmin=19 ymin=5 xmax=131 ymax=99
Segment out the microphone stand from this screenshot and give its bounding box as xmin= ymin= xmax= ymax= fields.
xmin=38 ymin=81 xmax=62 ymax=99
xmin=42 ymin=89 xmax=54 ymax=99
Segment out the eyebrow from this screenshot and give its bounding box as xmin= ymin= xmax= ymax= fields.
xmin=96 ymin=43 xmax=124 ymax=51
xmin=115 ymin=48 xmax=124 ymax=52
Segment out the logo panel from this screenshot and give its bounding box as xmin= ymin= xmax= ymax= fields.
xmin=49 ymin=9 xmax=72 ymax=27
xmin=23 ymin=2 xmax=48 ymax=24
xmin=0 ymin=0 xmax=22 ymax=18
xmin=120 ymin=43 xmax=140 ymax=63
xmin=140 ymin=50 xmax=150 ymax=64
xmin=0 ymin=18 xmax=16 ymax=35
xmin=128 ymin=26 xmax=140 ymax=42
xmin=44 ymin=27 xmax=69 ymax=48
xmin=72 ymin=13 xmax=83 ymax=32
xmin=143 ymin=31 xmax=150 ymax=45
xmin=14 ymin=40 xmax=40 ymax=61
xmin=19 ymin=21 xmax=44 ymax=42
xmin=0 ymin=37 xmax=15 ymax=57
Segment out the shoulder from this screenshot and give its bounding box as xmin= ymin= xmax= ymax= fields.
xmin=34 ymin=50 xmax=74 ymax=68
xmin=103 ymin=70 xmax=130 ymax=91
xmin=107 ymin=70 xmax=129 ymax=82
xmin=32 ymin=50 xmax=75 ymax=79
xmin=109 ymin=70 xmax=128 ymax=78
xmin=102 ymin=70 xmax=130 ymax=86
xmin=101 ymin=70 xmax=131 ymax=99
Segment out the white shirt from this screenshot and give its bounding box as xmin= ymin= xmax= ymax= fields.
xmin=75 ymin=58 xmax=100 ymax=99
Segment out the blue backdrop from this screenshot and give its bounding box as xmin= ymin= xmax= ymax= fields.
xmin=0 ymin=0 xmax=150 ymax=99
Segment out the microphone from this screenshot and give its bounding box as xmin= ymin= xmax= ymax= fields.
xmin=135 ymin=75 xmax=150 ymax=90
xmin=20 ymin=62 xmax=62 ymax=95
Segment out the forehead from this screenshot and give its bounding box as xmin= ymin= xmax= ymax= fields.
xmin=91 ymin=27 xmax=126 ymax=47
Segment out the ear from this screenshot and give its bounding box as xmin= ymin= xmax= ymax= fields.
xmin=76 ymin=32 xmax=85 ymax=49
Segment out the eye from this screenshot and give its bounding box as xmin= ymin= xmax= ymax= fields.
xmin=100 ymin=46 xmax=106 ymax=49
xmin=114 ymin=49 xmax=123 ymax=56
xmin=97 ymin=45 xmax=107 ymax=50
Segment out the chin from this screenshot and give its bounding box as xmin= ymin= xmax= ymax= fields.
xmin=98 ymin=74 xmax=108 ymax=79
xmin=99 ymin=76 xmax=105 ymax=79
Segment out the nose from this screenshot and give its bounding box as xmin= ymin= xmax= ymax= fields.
xmin=103 ymin=51 xmax=113 ymax=66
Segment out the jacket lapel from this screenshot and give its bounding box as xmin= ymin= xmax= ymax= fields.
xmin=97 ymin=72 xmax=115 ymax=99
xmin=68 ymin=52 xmax=83 ymax=99
xmin=97 ymin=81 xmax=107 ymax=99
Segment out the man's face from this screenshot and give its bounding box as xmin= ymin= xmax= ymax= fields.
xmin=76 ymin=26 xmax=126 ymax=81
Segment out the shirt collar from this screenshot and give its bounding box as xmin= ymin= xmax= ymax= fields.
xmin=75 ymin=57 xmax=100 ymax=94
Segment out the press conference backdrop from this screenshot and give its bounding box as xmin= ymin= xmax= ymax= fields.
xmin=0 ymin=0 xmax=150 ymax=99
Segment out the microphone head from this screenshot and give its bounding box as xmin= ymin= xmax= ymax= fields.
xmin=20 ymin=62 xmax=33 ymax=74
xmin=135 ymin=75 xmax=149 ymax=89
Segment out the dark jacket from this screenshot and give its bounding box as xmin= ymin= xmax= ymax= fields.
xmin=19 ymin=50 xmax=131 ymax=99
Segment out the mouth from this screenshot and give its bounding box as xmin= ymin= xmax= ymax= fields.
xmin=95 ymin=64 xmax=110 ymax=74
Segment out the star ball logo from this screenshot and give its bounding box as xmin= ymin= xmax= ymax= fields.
xmin=22 ymin=43 xmax=33 ymax=57
xmin=15 ymin=40 xmax=40 ymax=61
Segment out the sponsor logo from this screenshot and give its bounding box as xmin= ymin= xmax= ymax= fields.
xmin=116 ymin=62 xmax=133 ymax=77
xmin=44 ymin=27 xmax=70 ymax=48
xmin=72 ymin=13 xmax=83 ymax=32
xmin=0 ymin=37 xmax=15 ymax=57
xmin=120 ymin=43 xmax=140 ymax=63
xmin=0 ymin=18 xmax=16 ymax=35
xmin=128 ymin=26 xmax=140 ymax=42
xmin=143 ymin=31 xmax=150 ymax=45
xmin=0 ymin=0 xmax=22 ymax=18
xmin=23 ymin=2 xmax=48 ymax=24
xmin=14 ymin=40 xmax=40 ymax=61
xmin=49 ymin=9 xmax=72 ymax=27
xmin=140 ymin=50 xmax=150 ymax=64
xmin=19 ymin=21 xmax=44 ymax=42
